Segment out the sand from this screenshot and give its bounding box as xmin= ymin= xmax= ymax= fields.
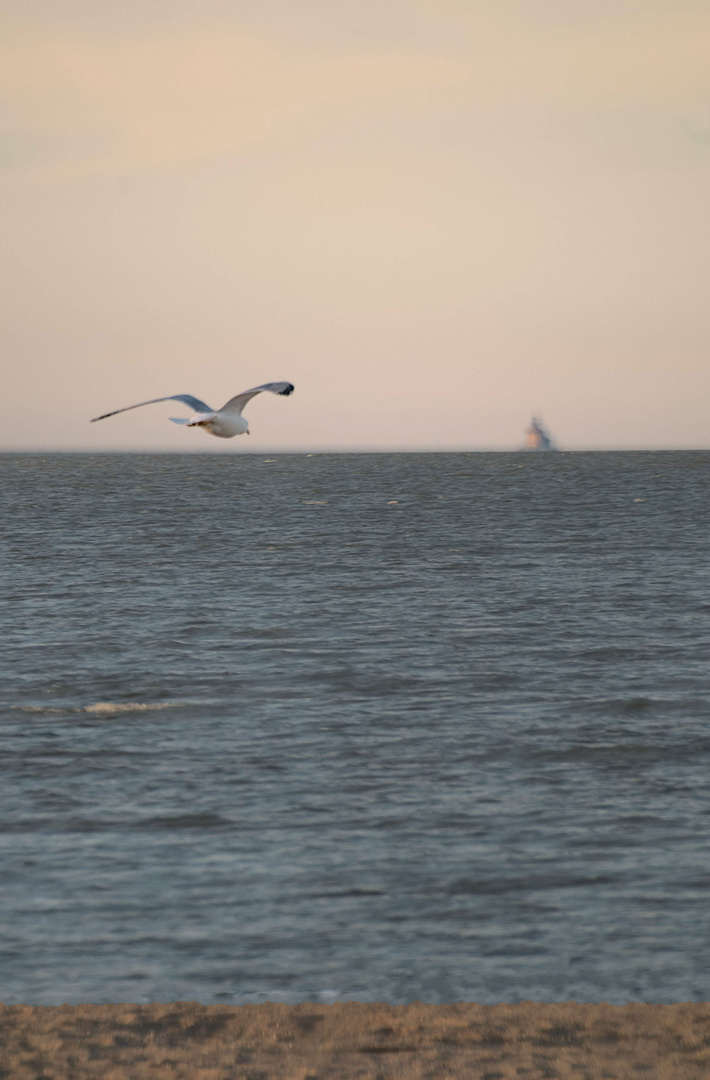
xmin=2 ymin=1001 xmax=710 ymax=1079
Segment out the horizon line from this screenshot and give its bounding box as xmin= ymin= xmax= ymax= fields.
xmin=2 ymin=446 xmax=710 ymax=456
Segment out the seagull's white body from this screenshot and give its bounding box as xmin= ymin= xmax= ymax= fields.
xmin=91 ymin=382 xmax=294 ymax=438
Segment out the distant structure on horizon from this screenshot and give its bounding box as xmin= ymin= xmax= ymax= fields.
xmin=524 ymin=416 xmax=556 ymax=451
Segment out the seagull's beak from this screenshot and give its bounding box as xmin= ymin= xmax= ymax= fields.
xmin=246 ymin=429 xmax=250 ymax=435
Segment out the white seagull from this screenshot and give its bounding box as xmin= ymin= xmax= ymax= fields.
xmin=91 ymin=381 xmax=294 ymax=439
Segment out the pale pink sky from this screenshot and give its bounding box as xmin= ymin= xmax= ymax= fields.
xmin=2 ymin=0 xmax=709 ymax=450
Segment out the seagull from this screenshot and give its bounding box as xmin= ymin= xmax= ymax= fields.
xmin=91 ymin=381 xmax=294 ymax=439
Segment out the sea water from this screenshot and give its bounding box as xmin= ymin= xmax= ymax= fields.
xmin=2 ymin=451 xmax=710 ymax=1005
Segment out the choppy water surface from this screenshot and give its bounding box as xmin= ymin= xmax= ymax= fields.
xmin=2 ymin=451 xmax=710 ymax=1005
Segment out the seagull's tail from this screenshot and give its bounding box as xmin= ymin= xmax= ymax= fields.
xmin=169 ymin=413 xmax=217 ymax=426
xmin=186 ymin=412 xmax=217 ymax=426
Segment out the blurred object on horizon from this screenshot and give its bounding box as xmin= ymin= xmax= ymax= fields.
xmin=524 ymin=416 xmax=556 ymax=451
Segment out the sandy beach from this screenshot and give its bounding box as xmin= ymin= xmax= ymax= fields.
xmin=2 ymin=1001 xmax=710 ymax=1078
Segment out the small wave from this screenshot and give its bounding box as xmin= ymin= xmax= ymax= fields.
xmin=83 ymin=702 xmax=178 ymax=716
xmin=134 ymin=812 xmax=234 ymax=830
xmin=17 ymin=702 xmax=182 ymax=717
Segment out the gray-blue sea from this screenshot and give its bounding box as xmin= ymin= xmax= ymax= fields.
xmin=2 ymin=451 xmax=710 ymax=1006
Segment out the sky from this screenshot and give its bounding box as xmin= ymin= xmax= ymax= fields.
xmin=2 ymin=0 xmax=709 ymax=451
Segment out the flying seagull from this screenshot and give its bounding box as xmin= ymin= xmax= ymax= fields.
xmin=91 ymin=382 xmax=294 ymax=439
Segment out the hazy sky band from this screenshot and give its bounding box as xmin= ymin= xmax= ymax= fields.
xmin=2 ymin=0 xmax=709 ymax=450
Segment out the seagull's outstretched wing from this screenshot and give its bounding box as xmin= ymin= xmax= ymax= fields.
xmin=91 ymin=394 xmax=213 ymax=423
xmin=219 ymin=382 xmax=295 ymax=416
